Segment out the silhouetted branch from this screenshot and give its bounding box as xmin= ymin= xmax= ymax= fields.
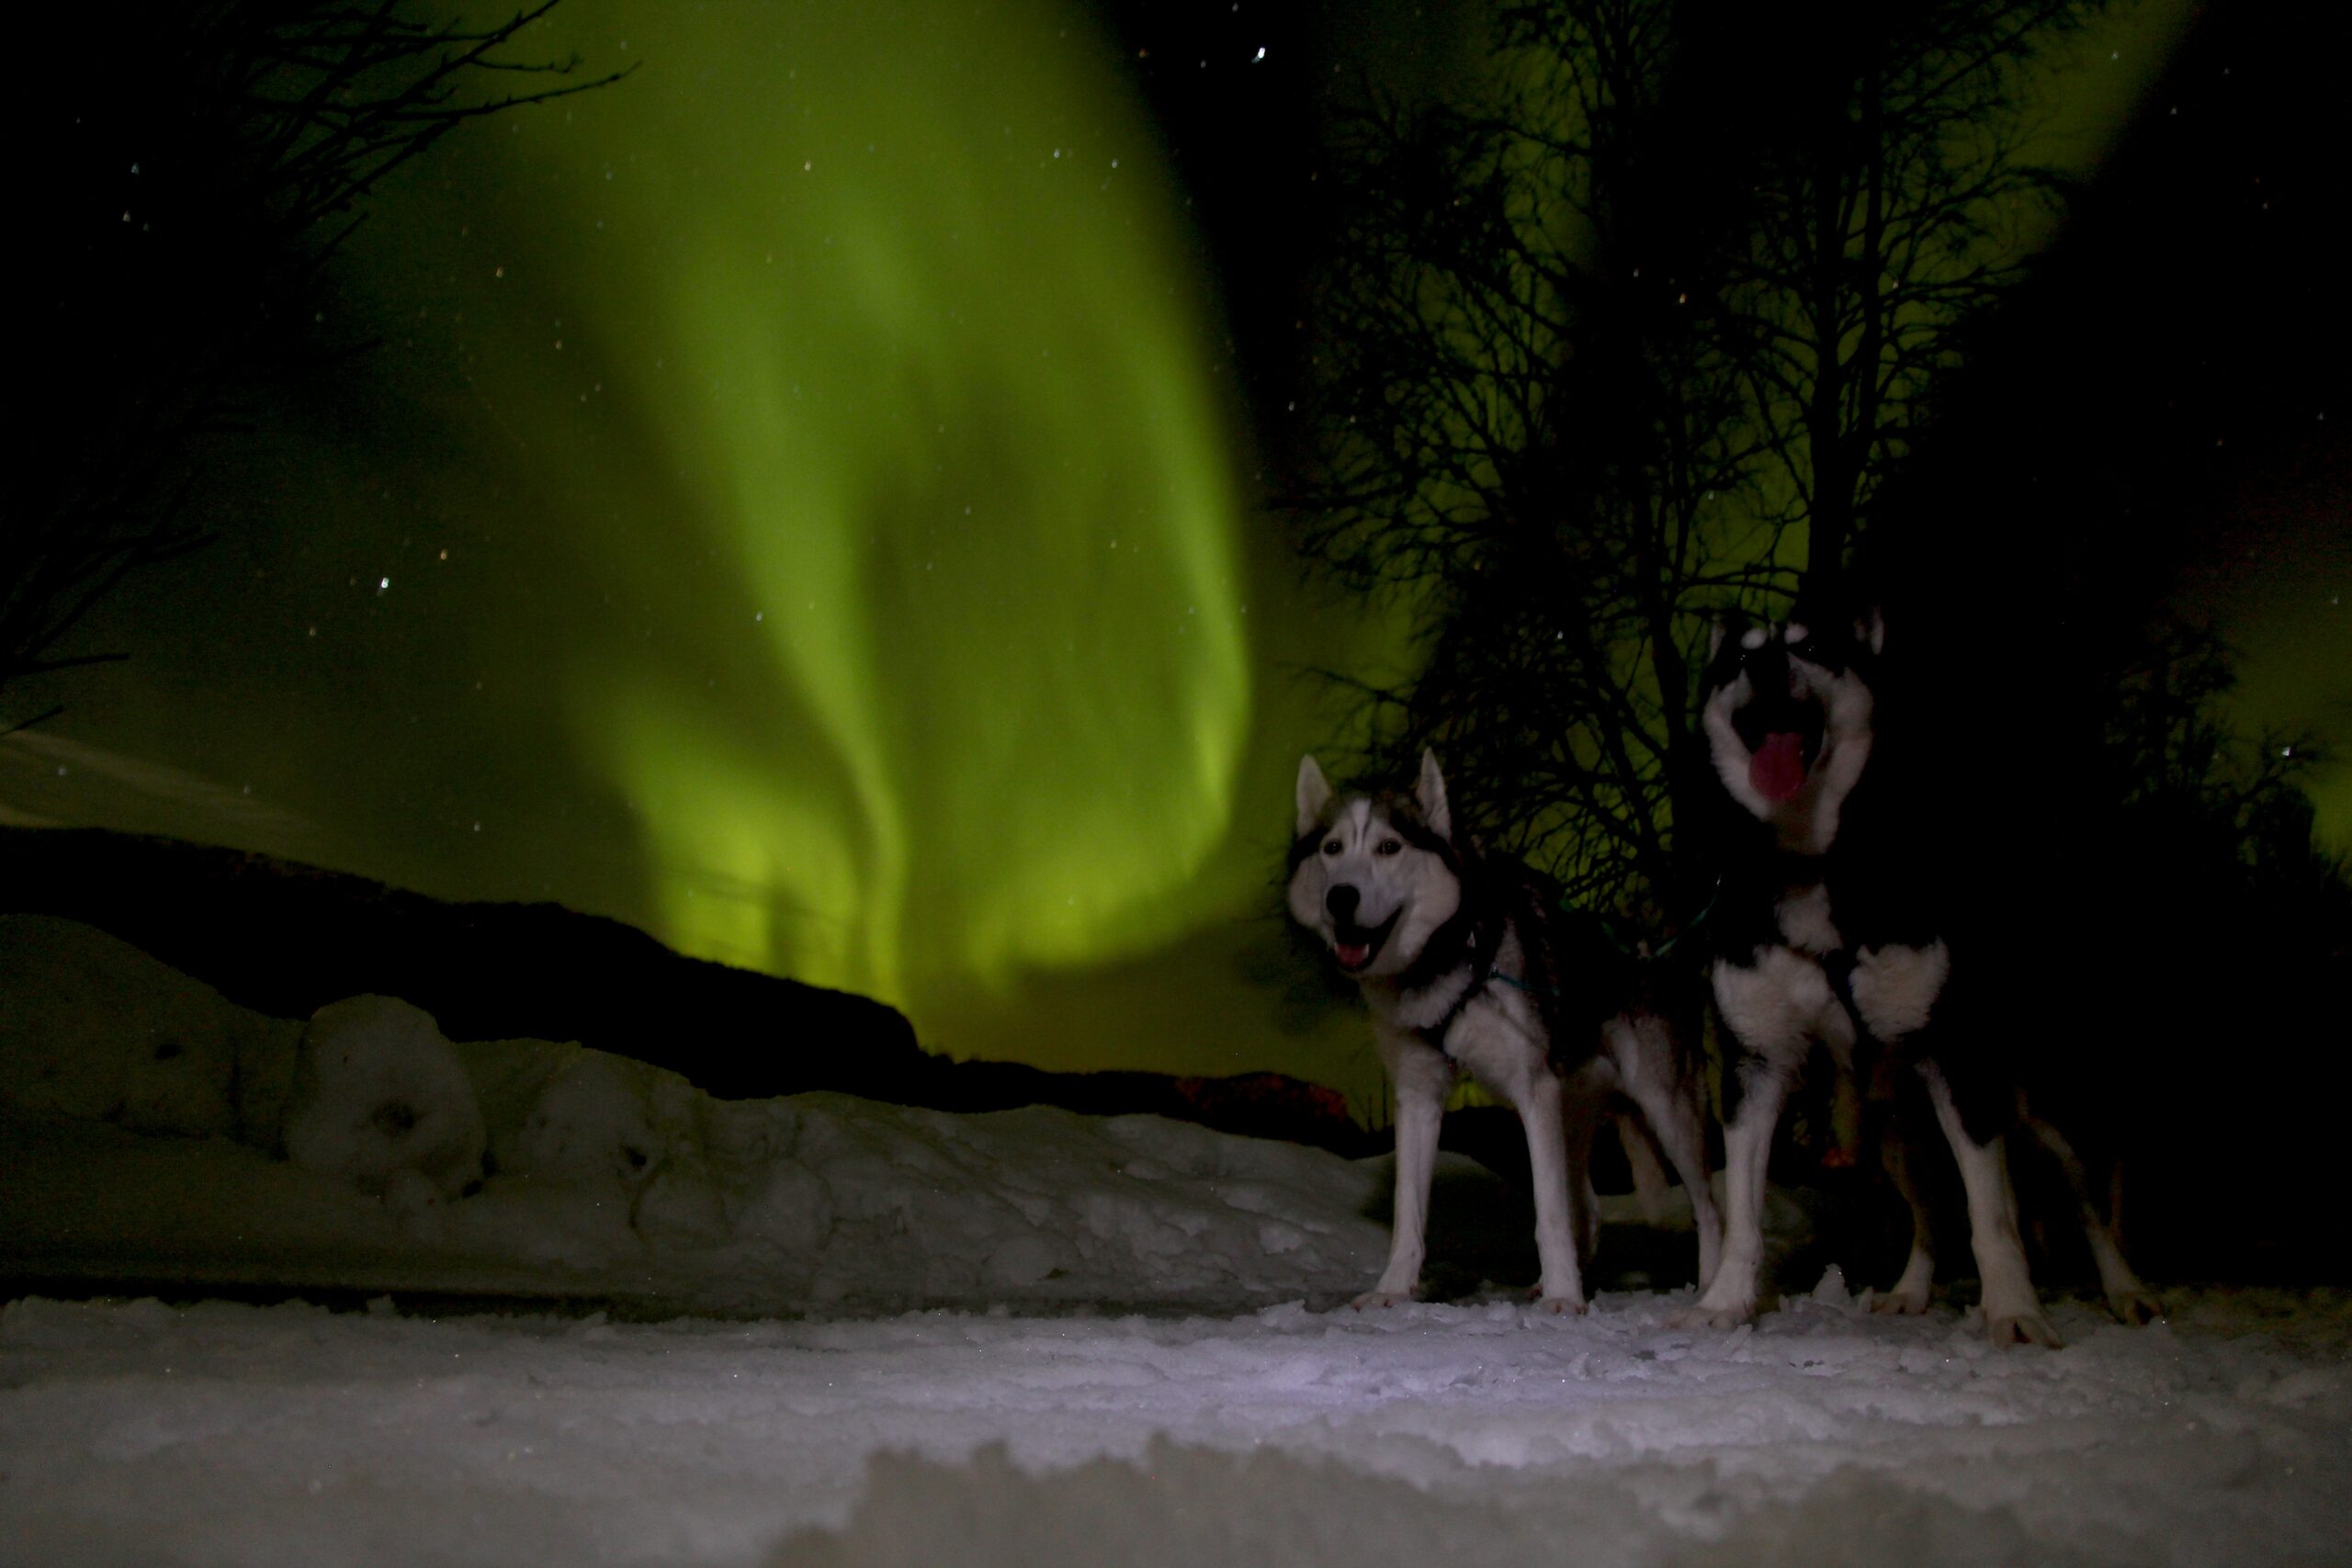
xmin=6 ymin=2 xmax=630 ymax=723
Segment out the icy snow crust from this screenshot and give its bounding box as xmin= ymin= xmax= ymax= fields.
xmin=6 ymin=914 xmax=2351 ymax=1563
xmin=3 ymin=1290 xmax=2348 ymax=1567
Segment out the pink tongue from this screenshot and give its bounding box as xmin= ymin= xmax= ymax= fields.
xmin=1749 ymin=732 xmax=1807 ymax=802
xmin=1336 ymin=942 xmax=1371 ymax=970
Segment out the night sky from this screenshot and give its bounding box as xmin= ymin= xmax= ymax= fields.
xmin=5 ymin=0 xmax=2342 ymax=1104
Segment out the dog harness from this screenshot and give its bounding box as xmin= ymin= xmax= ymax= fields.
xmin=1417 ymin=933 xmax=1501 ymax=1058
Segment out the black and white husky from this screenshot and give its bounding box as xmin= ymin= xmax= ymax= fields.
xmin=1681 ymin=608 xmax=2158 ymax=1346
xmin=1291 ymin=751 xmax=1721 ymax=1311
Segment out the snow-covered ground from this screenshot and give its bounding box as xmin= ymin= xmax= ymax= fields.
xmin=6 ymin=1288 xmax=2348 ymax=1567
xmin=5 ymin=914 xmax=2350 ymax=1566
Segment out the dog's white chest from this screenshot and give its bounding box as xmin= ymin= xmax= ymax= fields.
xmin=1774 ymin=883 xmax=1840 ymax=953
xmin=1713 ymin=936 xmax=1951 ymax=1062
xmin=1848 ymin=941 xmax=1951 ymax=1040
xmin=1439 ymin=998 xmax=1543 ymax=1090
xmin=1713 ymin=947 xmax=1849 ymax=1065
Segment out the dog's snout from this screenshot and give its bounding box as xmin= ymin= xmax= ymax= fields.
xmin=1326 ymin=885 xmax=1360 ymax=923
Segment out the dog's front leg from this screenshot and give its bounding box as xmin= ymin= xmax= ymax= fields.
xmin=1358 ymin=1038 xmax=1450 ymax=1308
xmin=1677 ymin=1049 xmax=1790 ymax=1329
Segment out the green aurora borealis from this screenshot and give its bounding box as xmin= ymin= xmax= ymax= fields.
xmin=2 ymin=0 xmax=1399 ymax=1090
xmin=323 ymin=0 xmax=1390 ymax=1065
xmin=440 ymin=0 xmax=1260 ymax=1004
xmin=6 ymin=0 xmax=2342 ymax=1103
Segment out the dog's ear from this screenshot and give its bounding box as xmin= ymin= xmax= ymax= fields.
xmin=1416 ymin=750 xmax=1453 ymax=842
xmin=1708 ymin=613 xmax=1745 ymax=662
xmin=1295 ymin=755 xmax=1333 ymax=838
xmin=1855 ymin=605 xmax=1884 ymax=657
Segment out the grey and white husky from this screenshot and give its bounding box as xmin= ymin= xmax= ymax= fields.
xmin=1290 ymin=751 xmax=1721 ymax=1311
xmin=1682 ymin=608 xmax=2158 ymax=1346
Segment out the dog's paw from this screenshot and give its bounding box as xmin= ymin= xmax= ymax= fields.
xmin=2107 ymin=1287 xmax=2165 ymax=1326
xmin=1351 ymin=1289 xmax=1413 ymax=1311
xmin=1871 ymin=1286 xmax=1931 ymax=1316
xmin=1670 ymin=1300 xmax=1754 ymax=1331
xmin=1532 ymin=1291 xmax=1588 ymax=1316
xmin=1984 ymin=1309 xmax=2064 ymax=1349
xmin=1670 ymin=1271 xmax=1758 ymax=1329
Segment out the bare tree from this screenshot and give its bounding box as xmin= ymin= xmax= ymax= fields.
xmin=2097 ymin=616 xmax=2325 ymax=874
xmin=1287 ymin=0 xmax=2098 ymax=917
xmin=1688 ymin=0 xmax=2098 ymax=581
xmin=6 ymin=2 xmax=629 ymax=730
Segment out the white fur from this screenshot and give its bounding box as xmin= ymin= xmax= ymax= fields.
xmin=1712 ymin=948 xmax=1852 ymax=1067
xmin=1775 ymin=884 xmax=1841 ymax=955
xmin=1849 ymin=942 xmax=1950 ymax=1042
xmin=1685 ymin=1058 xmax=1792 ymax=1329
xmin=1292 ymin=753 xmax=1719 ymax=1312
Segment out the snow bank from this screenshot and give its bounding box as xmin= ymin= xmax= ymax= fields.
xmin=284 ymin=995 xmax=487 ymax=1205
xmin=0 ymin=916 xmax=1386 ymax=1314
xmin=0 ymin=911 xmax=299 ymax=1145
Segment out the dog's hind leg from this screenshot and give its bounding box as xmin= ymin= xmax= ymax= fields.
xmin=1562 ymin=1084 xmax=1605 ymax=1272
xmin=1920 ymin=1061 xmax=2060 ymax=1348
xmin=1611 ymin=1029 xmax=1721 ymax=1289
xmin=1616 ymin=1111 xmax=1672 ymax=1225
xmin=2018 ymin=1109 xmax=2164 ymax=1325
xmin=1651 ymin=1089 xmax=1720 ymax=1292
xmin=1872 ymin=1118 xmax=1938 ymax=1315
xmin=1358 ymin=1037 xmax=1452 ymax=1308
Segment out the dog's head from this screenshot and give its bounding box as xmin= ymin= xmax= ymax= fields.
xmin=1287 ymin=750 xmax=1464 ymax=979
xmin=1700 ymin=607 xmax=1883 ymax=842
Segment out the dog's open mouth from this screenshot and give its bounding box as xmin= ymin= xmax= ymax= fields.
xmin=1749 ymin=731 xmax=1810 ymax=802
xmin=1736 ymin=704 xmax=1825 ymax=805
xmin=1332 ymin=910 xmax=1400 ymax=974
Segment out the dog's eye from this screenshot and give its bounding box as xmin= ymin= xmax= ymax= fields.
xmin=1321 ymin=839 xmax=1342 ymax=856
xmin=1375 ymin=838 xmax=1403 ymax=856
xmin=1788 ymin=637 xmax=1844 ymax=671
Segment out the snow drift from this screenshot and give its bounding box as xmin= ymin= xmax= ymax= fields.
xmin=0 ymin=914 xmax=1388 ymax=1314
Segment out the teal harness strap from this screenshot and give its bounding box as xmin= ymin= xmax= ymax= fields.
xmin=1650 ymin=878 xmax=1722 ymax=961
xmin=1556 ymin=876 xmax=1722 ymax=963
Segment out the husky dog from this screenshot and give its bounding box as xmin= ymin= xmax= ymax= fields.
xmin=1681 ymin=608 xmax=2157 ymax=1347
xmin=1291 ymin=751 xmax=1721 ymax=1311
